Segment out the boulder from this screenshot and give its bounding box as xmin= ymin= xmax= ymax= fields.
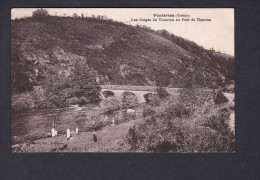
xmin=127 ymin=109 xmax=135 ymax=113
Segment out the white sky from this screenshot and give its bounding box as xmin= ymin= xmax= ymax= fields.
xmin=12 ymin=8 xmax=234 ymax=56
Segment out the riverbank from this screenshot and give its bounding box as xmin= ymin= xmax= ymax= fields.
xmin=12 ymin=91 xmax=235 ymax=152
xmin=12 ymin=104 xmax=234 ymax=152
xmin=12 ymin=116 xmax=144 ymax=152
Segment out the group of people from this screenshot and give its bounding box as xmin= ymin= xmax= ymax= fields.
xmin=50 ymin=115 xmax=119 ymax=142
xmin=65 ymin=127 xmax=79 ymax=140
xmin=51 ymin=122 xmax=79 ymax=140
xmin=51 ymin=122 xmax=98 ymax=143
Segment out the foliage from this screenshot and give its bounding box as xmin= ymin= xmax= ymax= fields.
xmin=32 ymin=9 xmax=50 ymax=18
xmin=144 ymin=93 xmax=160 ymax=106
xmin=156 ymin=86 xmax=169 ymax=99
xmin=12 ymin=59 xmax=101 ymax=110
xmin=142 ymin=107 xmax=156 ymax=117
xmin=11 ymin=44 xmax=34 ymax=93
xmin=72 ymin=13 xmax=79 ymax=18
xmin=72 ymin=60 xmax=101 ymax=101
xmin=121 ymin=91 xmax=139 ymax=109
xmin=222 ymin=82 xmax=234 ymax=93
xmin=99 ymin=91 xmax=139 ymax=113
xmin=102 ymin=91 xmax=115 ymax=98
xmin=12 ymin=93 xmax=35 ymax=112
xmin=178 ymin=88 xmax=215 ymax=117
xmin=99 ymin=96 xmax=122 ymax=113
xmin=127 ymin=89 xmax=234 ymax=152
xmin=165 ymin=102 xmax=191 ymax=119
xmin=177 ymin=87 xmax=198 ymax=117
xmin=11 ymin=15 xmax=234 ymax=94
xmin=89 ymin=117 xmax=111 ymax=131
xmin=214 ymin=90 xmax=228 ymax=105
xmin=40 ymin=60 xmax=100 ymax=108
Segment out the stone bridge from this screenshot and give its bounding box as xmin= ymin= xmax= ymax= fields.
xmin=99 ymin=85 xmax=179 ymax=103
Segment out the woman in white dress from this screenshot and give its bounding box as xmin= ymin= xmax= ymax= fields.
xmin=66 ymin=127 xmax=70 ymax=140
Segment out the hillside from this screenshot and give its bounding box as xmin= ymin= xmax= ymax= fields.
xmin=11 ymin=13 xmax=235 ymax=153
xmin=11 ymin=15 xmax=234 ymax=94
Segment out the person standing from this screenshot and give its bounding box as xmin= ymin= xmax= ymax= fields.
xmin=112 ymin=118 xmax=115 ymax=125
xmin=51 ymin=127 xmax=56 ymax=138
xmin=51 ymin=122 xmax=56 ymax=138
xmin=93 ymin=131 xmax=97 ymax=143
xmin=92 ymin=121 xmax=97 ymax=142
xmin=66 ymin=127 xmax=70 ymax=140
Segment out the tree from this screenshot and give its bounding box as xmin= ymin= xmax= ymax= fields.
xmin=32 ymin=8 xmax=50 ymax=18
xmin=11 ymin=45 xmax=33 ymax=93
xmin=72 ymin=60 xmax=101 ymax=101
xmin=121 ymin=91 xmax=139 ymax=109
xmin=41 ymin=60 xmax=101 ymax=108
xmin=156 ymin=86 xmax=169 ymax=99
xmin=214 ymin=90 xmax=228 ymax=105
xmin=72 ymin=13 xmax=79 ymax=18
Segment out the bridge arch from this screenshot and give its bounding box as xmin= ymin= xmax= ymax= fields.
xmin=143 ymin=93 xmax=160 ymax=106
xmin=121 ymin=91 xmax=139 ymax=108
xmin=102 ymin=90 xmax=115 ymax=98
xmin=100 ymin=87 xmax=157 ymax=103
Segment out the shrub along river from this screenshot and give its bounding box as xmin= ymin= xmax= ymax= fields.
xmin=12 ymin=93 xmax=235 ymax=145
xmin=12 ymin=102 xmax=143 ymax=145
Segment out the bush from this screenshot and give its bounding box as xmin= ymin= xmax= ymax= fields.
xmin=127 ymin=115 xmax=185 ymax=152
xmin=126 ymin=92 xmax=234 ymax=152
xmin=165 ymin=103 xmax=191 ymax=119
xmin=178 ymin=88 xmax=216 ymax=117
xmin=127 ymin=126 xmax=138 ymax=150
xmin=99 ymin=96 xmax=122 ymax=113
xmin=90 ymin=121 xmax=108 ymax=131
xmin=121 ymin=91 xmax=139 ymax=109
xmin=102 ymin=91 xmax=115 ymax=98
xmin=12 ymin=89 xmax=46 ymax=111
xmin=144 ymin=93 xmax=160 ymax=106
xmin=143 ymin=107 xmax=156 ymax=117
xmin=214 ymin=90 xmax=228 ymax=105
xmin=66 ymin=97 xmax=81 ymax=105
xmin=12 ymin=93 xmax=35 ymax=112
xmin=128 ymin=112 xmax=234 ymax=152
xmin=32 ymin=9 xmax=50 ymax=18
xmin=157 ymin=87 xmax=169 ymax=99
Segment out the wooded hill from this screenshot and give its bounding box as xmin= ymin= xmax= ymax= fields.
xmin=11 ymin=14 xmax=234 ymax=94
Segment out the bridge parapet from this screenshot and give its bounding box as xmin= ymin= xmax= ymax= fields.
xmin=100 ymin=85 xmax=157 ymax=92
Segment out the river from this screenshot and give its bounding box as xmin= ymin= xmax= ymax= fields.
xmin=12 ymin=103 xmax=143 ymax=144
xmin=12 ymin=92 xmax=235 ymax=145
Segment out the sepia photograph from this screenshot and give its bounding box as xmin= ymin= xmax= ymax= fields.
xmin=11 ymin=8 xmax=235 ymax=153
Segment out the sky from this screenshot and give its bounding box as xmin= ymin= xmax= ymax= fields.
xmin=11 ymin=8 xmax=234 ymax=56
